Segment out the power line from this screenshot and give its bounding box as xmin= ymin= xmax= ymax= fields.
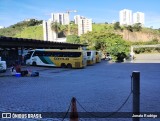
xmin=76 ymin=83 xmax=133 ymax=118
xmin=61 ymin=102 xmax=71 ymax=121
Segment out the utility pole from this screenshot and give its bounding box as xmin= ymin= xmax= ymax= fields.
xmin=66 ymin=10 xmax=77 ymax=35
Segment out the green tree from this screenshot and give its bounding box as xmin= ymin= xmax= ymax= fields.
xmin=70 ymin=23 xmax=78 ymax=35
xmin=133 ymin=23 xmax=142 ymax=31
xmin=51 ymin=21 xmax=61 ymax=39
xmin=66 ymin=35 xmax=80 ymax=44
xmin=125 ymin=25 xmax=133 ymax=32
xmin=80 ymin=31 xmax=130 ymax=61
xmin=80 ymin=31 xmax=98 ymax=49
xmin=113 ymin=22 xmax=121 ymax=30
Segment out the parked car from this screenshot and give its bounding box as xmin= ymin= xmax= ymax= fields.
xmin=105 ymin=53 xmax=112 ymax=60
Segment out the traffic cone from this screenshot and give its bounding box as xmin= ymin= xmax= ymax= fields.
xmin=70 ymin=97 xmax=79 ymax=121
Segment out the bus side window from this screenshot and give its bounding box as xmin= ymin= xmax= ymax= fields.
xmin=52 ymin=52 xmax=55 ymax=57
xmin=59 ymin=52 xmax=63 ymax=57
xmin=32 ymin=51 xmax=37 ymax=57
xmin=46 ymin=51 xmax=51 ymax=56
xmin=69 ymin=52 xmax=74 ymax=57
xmin=54 ymin=52 xmax=60 ymax=57
xmin=63 ymin=52 xmax=67 ymax=57
xmin=38 ymin=51 xmax=42 ymax=56
xmin=72 ymin=52 xmax=75 ymax=57
xmin=44 ymin=52 xmax=47 ymax=56
xmin=50 ymin=52 xmax=54 ymax=57
xmin=78 ymin=52 xmax=81 ymax=57
xmin=76 ymin=52 xmax=81 ymax=57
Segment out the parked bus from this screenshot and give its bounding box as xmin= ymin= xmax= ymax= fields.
xmin=25 ymin=49 xmax=87 ymax=68
xmin=96 ymin=51 xmax=102 ymax=63
xmin=86 ymin=50 xmax=96 ymax=65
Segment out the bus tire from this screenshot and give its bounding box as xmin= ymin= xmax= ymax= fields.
xmin=67 ymin=63 xmax=72 ymax=68
xmin=32 ymin=62 xmax=37 ymax=66
xmin=61 ymin=63 xmax=66 ymax=68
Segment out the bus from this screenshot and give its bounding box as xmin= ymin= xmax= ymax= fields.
xmin=86 ymin=50 xmax=96 ymax=65
xmin=95 ymin=51 xmax=102 ymax=63
xmin=25 ymin=49 xmax=87 ymax=68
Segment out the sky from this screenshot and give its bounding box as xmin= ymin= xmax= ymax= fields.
xmin=0 ymin=0 xmax=160 ymax=28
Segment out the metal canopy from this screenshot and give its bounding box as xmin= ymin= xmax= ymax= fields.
xmin=0 ymin=36 xmax=86 ymax=49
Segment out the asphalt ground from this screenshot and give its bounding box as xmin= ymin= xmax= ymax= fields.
xmin=0 ymin=61 xmax=160 ymax=121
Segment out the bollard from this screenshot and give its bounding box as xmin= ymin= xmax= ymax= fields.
xmin=132 ymin=71 xmax=140 ymax=121
xmin=70 ymin=97 xmax=79 ymax=121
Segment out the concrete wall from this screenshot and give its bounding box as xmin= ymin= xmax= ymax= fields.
xmin=134 ymin=53 xmax=160 ymax=63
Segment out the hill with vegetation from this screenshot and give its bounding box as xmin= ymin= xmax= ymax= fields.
xmin=0 ymin=19 xmax=43 ymax=39
xmin=1 ymin=21 xmax=160 ymax=42
xmin=14 ymin=25 xmax=43 ymax=40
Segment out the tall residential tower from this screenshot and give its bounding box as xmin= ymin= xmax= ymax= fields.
xmin=119 ymin=9 xmax=145 ymax=26
xmin=133 ymin=12 xmax=145 ymax=25
xmin=43 ymin=12 xmax=70 ymax=41
xmin=119 ymin=9 xmax=133 ymax=26
xmin=43 ymin=19 xmax=56 ymax=41
xmin=51 ymin=13 xmax=69 ymax=25
xmin=74 ymin=15 xmax=92 ymax=36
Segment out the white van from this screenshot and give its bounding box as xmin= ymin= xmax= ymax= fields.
xmin=0 ymin=57 xmax=7 ymax=72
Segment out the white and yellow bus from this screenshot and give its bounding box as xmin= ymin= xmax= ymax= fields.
xmin=86 ymin=50 xmax=96 ymax=65
xmin=96 ymin=51 xmax=102 ymax=63
xmin=25 ymin=49 xmax=87 ymax=68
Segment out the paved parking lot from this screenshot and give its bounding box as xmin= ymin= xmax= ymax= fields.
xmin=0 ymin=61 xmax=160 ymax=121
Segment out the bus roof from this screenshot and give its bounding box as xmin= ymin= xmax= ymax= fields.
xmin=31 ymin=49 xmax=85 ymax=52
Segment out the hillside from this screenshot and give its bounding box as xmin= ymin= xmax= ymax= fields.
xmin=92 ymin=23 xmax=114 ymax=32
xmin=92 ymin=24 xmax=160 ymax=42
xmin=0 ymin=21 xmax=160 ymax=42
xmin=116 ymin=29 xmax=160 ymax=42
xmin=0 ymin=19 xmax=43 ymax=40
xmin=14 ymin=25 xmax=43 ymax=40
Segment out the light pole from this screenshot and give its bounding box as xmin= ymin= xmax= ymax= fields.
xmin=66 ymin=10 xmax=77 ymax=35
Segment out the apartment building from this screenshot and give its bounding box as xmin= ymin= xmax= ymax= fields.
xmin=43 ymin=19 xmax=56 ymax=41
xmin=43 ymin=12 xmax=70 ymax=41
xmin=133 ymin=12 xmax=145 ymax=25
xmin=51 ymin=13 xmax=69 ymax=25
xmin=74 ymin=15 xmax=81 ymax=24
xmin=74 ymin=15 xmax=92 ymax=36
xmin=119 ymin=9 xmax=145 ymax=26
xmin=119 ymin=9 xmax=133 ymax=26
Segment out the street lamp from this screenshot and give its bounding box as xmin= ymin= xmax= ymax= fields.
xmin=66 ymin=10 xmax=77 ymax=35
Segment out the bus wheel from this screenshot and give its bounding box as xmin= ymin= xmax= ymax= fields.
xmin=67 ymin=63 xmax=72 ymax=68
xmin=61 ymin=63 xmax=66 ymax=68
xmin=32 ymin=62 xmax=37 ymax=66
